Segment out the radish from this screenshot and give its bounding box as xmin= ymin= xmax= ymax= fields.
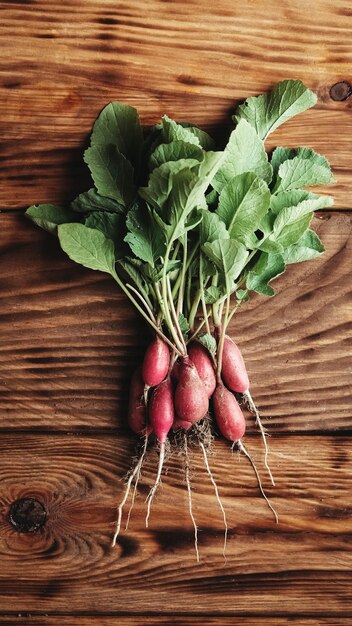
xmin=212 ymin=382 xmax=278 ymax=524
xmin=173 ymin=418 xmax=192 ymax=432
xmin=188 ymin=341 xmax=216 ymax=399
xmin=146 ymin=376 xmax=174 ymax=526
xmin=174 ymin=357 xmax=209 ymax=424
xmin=212 ymin=383 xmax=246 ymax=441
xmin=142 ymin=335 xmax=170 ymax=387
xmin=221 ymin=335 xmax=249 ymax=394
xmin=128 ymin=367 xmax=152 ymax=436
xmin=221 ymin=334 xmax=274 ymax=486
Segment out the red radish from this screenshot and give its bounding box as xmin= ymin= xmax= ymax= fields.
xmin=220 ymin=334 xmax=274 ymax=486
xmin=221 ymin=335 xmax=249 ymax=394
xmin=146 ymin=375 xmax=174 ymax=527
xmin=188 ymin=341 xmax=216 ymax=399
xmin=128 ymin=367 xmax=152 ymax=436
xmin=148 ymin=376 xmax=174 ymax=443
xmin=213 ymin=383 xmax=246 ymax=441
xmin=170 ymin=358 xmax=181 ymax=382
xmin=174 ymin=357 xmax=209 ymax=424
xmin=172 ymin=417 xmax=192 ymax=432
xmin=142 ymin=335 xmax=170 ymax=387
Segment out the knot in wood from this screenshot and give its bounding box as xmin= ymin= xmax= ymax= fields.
xmin=9 ymin=498 xmax=47 ymax=533
xmin=329 ymin=81 xmax=352 ymax=101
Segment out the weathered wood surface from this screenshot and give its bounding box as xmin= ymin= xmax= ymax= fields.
xmin=0 ymin=613 xmax=346 ymax=626
xmin=0 ymin=212 xmax=351 ymax=432
xmin=0 ymin=433 xmax=351 ymax=614
xmin=1 ymin=0 xmax=352 ymax=621
xmin=0 ymin=0 xmax=351 ymax=209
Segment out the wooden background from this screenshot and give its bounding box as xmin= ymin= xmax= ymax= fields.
xmin=0 ymin=0 xmax=351 ymax=623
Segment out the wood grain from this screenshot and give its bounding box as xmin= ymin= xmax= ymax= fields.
xmin=0 ymin=212 xmax=350 ymax=432
xmin=0 ymin=613 xmax=348 ymax=626
xmin=0 ymin=433 xmax=351 ymax=614
xmin=0 ymin=0 xmax=351 ymax=209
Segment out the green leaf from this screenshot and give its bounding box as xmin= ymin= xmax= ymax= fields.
xmin=204 ymin=285 xmax=222 ymax=304
xmin=124 ymin=203 xmax=166 ymax=266
xmin=275 ymin=153 xmax=335 ymax=193
xmin=234 ymin=79 xmax=317 ymax=140
xmin=271 ymin=147 xmax=294 ymax=179
xmin=185 ymin=126 xmax=215 ymax=150
xmin=139 ymin=159 xmax=201 ymax=211
xmin=118 ymin=258 xmax=152 ymax=303
xmin=178 ymin=313 xmax=190 ymax=340
xmin=216 ymin=172 xmax=270 ymax=245
xmin=143 ymin=152 xmax=224 ymax=245
xmin=273 ymin=197 xmax=325 ymax=247
xmin=149 ymin=140 xmax=204 ymax=170
xmin=202 ymin=238 xmax=249 ymax=286
xmin=271 ymin=189 xmax=334 ymax=215
xmin=246 ymin=252 xmax=285 ymax=296
xmin=236 ymin=289 xmax=249 ymax=302
xmin=197 ymin=333 xmax=217 ymax=357
xmin=282 ymin=229 xmax=325 ymax=264
xmin=25 ymin=204 xmax=78 ymax=234
xmin=58 ymin=223 xmax=116 ymax=275
xmin=84 ymin=212 xmax=124 ymax=257
xmin=71 ymin=188 xmax=125 ymax=214
xmin=161 ymin=115 xmax=201 ymax=146
xmin=199 ymin=210 xmax=230 ymax=245
xmin=84 ymin=144 xmax=135 ymax=207
xmin=205 ymin=188 xmax=218 ymax=206
xmin=213 ymin=120 xmax=272 ymax=192
xmin=90 ymin=102 xmax=143 ymax=169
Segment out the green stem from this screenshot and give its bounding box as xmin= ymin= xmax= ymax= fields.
xmin=111 ymin=271 xmax=181 ymax=356
xmin=216 ymin=291 xmax=231 ymax=382
xmin=176 ymin=234 xmax=187 ymax=319
xmin=172 ymin=241 xmax=198 ymax=300
xmin=161 ymin=243 xmax=187 ymax=354
xmin=188 ymin=288 xmax=202 ymax=332
xmin=199 ymin=255 xmax=211 ymax=337
xmin=225 ymin=295 xmax=246 ymax=330
xmin=155 ymin=281 xmax=185 ymax=354
xmin=126 ymin=283 xmax=156 ymax=323
xmin=166 ymin=275 xmax=187 ymax=354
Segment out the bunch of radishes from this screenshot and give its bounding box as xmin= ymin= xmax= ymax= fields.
xmin=116 ymin=331 xmax=277 ymax=558
xmin=25 ymin=79 xmax=334 ymax=559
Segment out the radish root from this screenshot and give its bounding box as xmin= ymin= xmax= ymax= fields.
xmin=145 ymin=441 xmax=166 ymax=528
xmin=244 ymin=390 xmax=275 ymax=487
xmin=112 ymin=435 xmax=149 ymax=547
xmin=184 ymin=434 xmax=199 ymax=562
xmin=200 ymin=442 xmax=228 ymax=559
xmin=236 ymin=440 xmax=279 ymax=524
xmin=125 ymin=433 xmax=149 ymax=531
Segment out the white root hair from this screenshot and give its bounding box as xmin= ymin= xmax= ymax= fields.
xmin=236 ymin=439 xmax=279 ymax=524
xmin=184 ymin=433 xmax=199 ymax=562
xmin=244 ymin=390 xmax=275 ymax=487
xmin=145 ymin=441 xmax=165 ymax=528
xmin=112 ymin=434 xmax=149 ymax=547
xmin=200 ymin=442 xmax=228 ymax=559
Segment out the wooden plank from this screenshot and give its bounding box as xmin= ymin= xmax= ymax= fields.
xmin=0 ymin=212 xmax=351 ymax=432
xmin=0 ymin=0 xmax=351 ymax=209
xmin=0 ymin=618 xmax=350 ymax=626
xmin=0 ymin=433 xmax=351 ymax=615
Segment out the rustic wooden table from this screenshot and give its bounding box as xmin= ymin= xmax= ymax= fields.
xmin=0 ymin=0 xmax=351 ymax=624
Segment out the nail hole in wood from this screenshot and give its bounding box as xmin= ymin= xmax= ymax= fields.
xmin=9 ymin=498 xmax=47 ymax=533
xmin=329 ymin=81 xmax=352 ymax=101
